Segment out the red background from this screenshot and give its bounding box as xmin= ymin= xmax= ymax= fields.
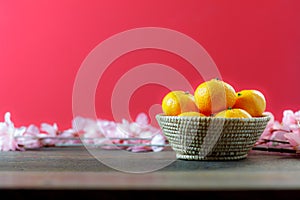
xmin=0 ymin=0 xmax=300 ymax=130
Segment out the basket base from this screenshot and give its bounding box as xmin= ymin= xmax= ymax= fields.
xmin=176 ymin=153 xmax=248 ymax=161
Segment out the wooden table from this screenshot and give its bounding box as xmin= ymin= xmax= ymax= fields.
xmin=1 ymin=146 xmax=300 ymax=199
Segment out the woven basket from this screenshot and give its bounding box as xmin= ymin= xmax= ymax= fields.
xmin=156 ymin=113 xmax=271 ymax=161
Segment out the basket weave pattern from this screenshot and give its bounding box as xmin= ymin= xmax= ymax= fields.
xmin=156 ymin=114 xmax=271 ymax=161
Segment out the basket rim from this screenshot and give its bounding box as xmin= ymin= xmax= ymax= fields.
xmin=155 ymin=113 xmax=271 ymax=122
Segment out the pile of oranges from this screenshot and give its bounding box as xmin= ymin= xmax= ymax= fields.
xmin=161 ymin=78 xmax=266 ymax=118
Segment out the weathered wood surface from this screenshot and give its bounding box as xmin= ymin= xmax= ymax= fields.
xmin=0 ymin=146 xmax=300 ymax=199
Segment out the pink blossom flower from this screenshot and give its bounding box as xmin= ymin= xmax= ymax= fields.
xmin=284 ymin=131 xmax=300 ymax=150
xmin=258 ymin=112 xmax=275 ymax=141
xmin=257 ymin=110 xmax=300 ymax=150
xmin=39 ymin=123 xmax=59 ymax=146
xmin=71 ymin=113 xmax=166 ymax=152
xmin=0 ymin=112 xmax=167 ymax=152
xmin=0 ymin=112 xmax=23 ymax=151
xmin=16 ymin=124 xmax=42 ymax=149
xmin=281 ymin=110 xmax=300 ymax=132
xmin=58 ymin=129 xmax=82 ymax=145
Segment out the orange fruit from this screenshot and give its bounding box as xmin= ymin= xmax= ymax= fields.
xmin=214 ymin=108 xmax=252 ymax=118
xmin=161 ymin=90 xmax=199 ymax=116
xmin=194 ymin=78 xmax=237 ymax=116
xmin=178 ymin=111 xmax=206 ymax=117
xmin=233 ymin=89 xmax=266 ymax=117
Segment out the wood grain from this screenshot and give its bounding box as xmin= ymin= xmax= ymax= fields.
xmin=0 ymin=147 xmax=300 ymax=199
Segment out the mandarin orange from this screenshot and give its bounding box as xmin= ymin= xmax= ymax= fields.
xmin=178 ymin=111 xmax=206 ymax=117
xmin=214 ymin=108 xmax=252 ymax=118
xmin=161 ymin=90 xmax=199 ymax=116
xmin=233 ymin=89 xmax=266 ymax=117
xmin=194 ymin=78 xmax=237 ymax=116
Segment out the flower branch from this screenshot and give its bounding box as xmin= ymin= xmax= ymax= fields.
xmin=253 ymin=110 xmax=300 ymax=154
